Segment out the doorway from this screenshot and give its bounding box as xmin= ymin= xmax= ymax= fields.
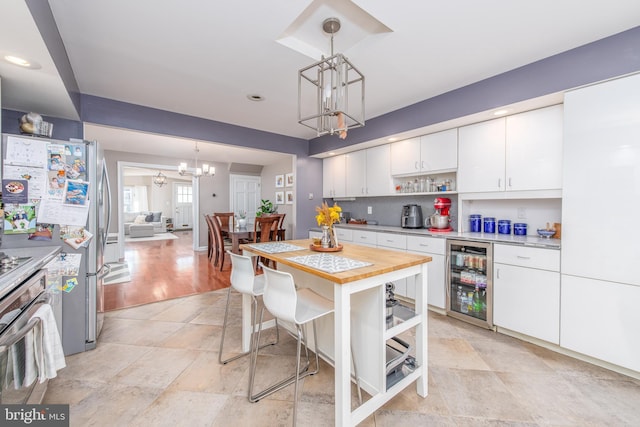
xmin=173 ymin=182 xmax=194 ymax=230
xmin=230 ymin=175 xmax=261 ymax=227
xmin=116 ymin=161 xmax=199 ymax=260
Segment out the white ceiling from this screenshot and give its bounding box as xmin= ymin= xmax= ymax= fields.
xmin=1 ymin=1 xmax=640 ymax=165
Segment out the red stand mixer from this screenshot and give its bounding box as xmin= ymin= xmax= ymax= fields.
xmin=428 ymin=197 xmax=453 ymax=232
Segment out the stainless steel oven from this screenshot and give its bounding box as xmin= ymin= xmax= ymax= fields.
xmin=0 ymin=269 xmax=49 ymax=404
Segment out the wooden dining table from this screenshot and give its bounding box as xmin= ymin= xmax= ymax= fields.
xmin=240 ymin=239 xmax=432 ymax=426
xmin=225 ymin=225 xmax=253 ymax=254
xmin=225 ymin=224 xmax=285 ymax=254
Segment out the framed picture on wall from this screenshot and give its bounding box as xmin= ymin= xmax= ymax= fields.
xmin=275 ymin=191 xmax=284 ymax=204
xmin=285 ymin=190 xmax=293 ymax=204
xmin=285 ymin=173 xmax=294 ymax=187
xmin=275 ymin=174 xmax=284 ymax=188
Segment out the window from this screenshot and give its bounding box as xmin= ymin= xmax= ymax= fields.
xmin=176 ymin=184 xmax=192 ymax=204
xmin=123 ymin=185 xmax=149 ymax=212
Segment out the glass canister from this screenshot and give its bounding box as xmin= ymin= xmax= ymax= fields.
xmin=498 ymin=220 xmax=511 ymax=234
xmin=483 ymin=217 xmax=496 ymax=233
xmin=513 ymin=223 xmax=527 ymax=235
xmin=469 ymin=214 xmax=482 ymax=232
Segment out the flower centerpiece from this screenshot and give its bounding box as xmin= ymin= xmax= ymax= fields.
xmin=236 ymin=210 xmax=247 ymax=228
xmin=315 ymin=202 xmax=341 ymax=248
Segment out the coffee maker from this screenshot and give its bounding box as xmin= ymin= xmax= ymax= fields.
xmin=401 ymin=204 xmax=423 ymax=229
xmin=428 ymin=197 xmax=453 ymax=231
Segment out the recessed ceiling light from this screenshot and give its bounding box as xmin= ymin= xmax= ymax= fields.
xmin=247 ymin=94 xmax=265 ymax=102
xmin=3 ymin=54 xmax=41 ymax=69
xmin=388 ymin=137 xmax=398 ymax=142
xmin=493 ymin=109 xmax=509 ymax=116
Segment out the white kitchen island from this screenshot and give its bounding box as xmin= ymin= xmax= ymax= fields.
xmin=241 ymin=239 xmax=432 ymax=426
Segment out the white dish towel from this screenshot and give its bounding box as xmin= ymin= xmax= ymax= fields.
xmin=30 ymin=304 xmax=66 ymax=383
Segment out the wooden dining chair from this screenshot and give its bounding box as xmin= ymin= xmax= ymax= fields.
xmin=213 ymin=212 xmax=233 ymax=234
xmin=204 ymin=214 xmax=215 ymax=261
xmin=211 ymin=214 xmax=232 ymax=271
xmin=254 ymin=215 xmax=280 ymax=268
xmin=214 ymin=212 xmax=234 ymax=240
xmin=273 ymin=213 xmax=286 ymax=240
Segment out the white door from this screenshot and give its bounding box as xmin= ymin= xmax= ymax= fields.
xmin=230 ymin=175 xmax=261 ymax=228
xmin=173 ymin=182 xmax=193 ymax=230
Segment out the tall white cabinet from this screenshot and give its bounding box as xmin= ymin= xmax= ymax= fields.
xmin=561 ymin=72 xmax=640 ymax=373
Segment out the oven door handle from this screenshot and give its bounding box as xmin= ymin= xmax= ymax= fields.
xmin=0 ymin=292 xmax=51 ymax=353
xmin=0 ymin=316 xmax=42 ymax=354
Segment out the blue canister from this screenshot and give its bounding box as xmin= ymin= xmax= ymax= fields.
xmin=513 ymin=223 xmax=527 ymax=236
xmin=483 ymin=217 xmax=496 ymax=234
xmin=469 ymin=214 xmax=482 ymax=232
xmin=498 ymin=220 xmax=511 ymax=234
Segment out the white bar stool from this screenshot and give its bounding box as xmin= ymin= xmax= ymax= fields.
xmin=218 ymin=251 xmax=278 ymax=367
xmin=251 ymin=263 xmax=361 ymax=426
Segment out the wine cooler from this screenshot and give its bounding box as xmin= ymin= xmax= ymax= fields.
xmin=446 ymin=239 xmax=493 ymax=329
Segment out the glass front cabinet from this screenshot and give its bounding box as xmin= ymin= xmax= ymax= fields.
xmin=446 ymin=239 xmax=493 ymax=329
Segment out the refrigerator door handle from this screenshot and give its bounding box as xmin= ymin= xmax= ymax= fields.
xmin=102 ymin=158 xmax=112 ymax=255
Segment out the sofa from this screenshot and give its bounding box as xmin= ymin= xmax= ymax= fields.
xmin=123 ymin=211 xmax=167 ymax=235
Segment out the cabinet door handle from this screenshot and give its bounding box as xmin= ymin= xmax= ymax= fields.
xmin=498 ymin=178 xmax=502 ymax=189
xmin=421 ymin=160 xmax=425 ymax=169
xmin=516 ymin=255 xmax=531 ymax=260
xmin=509 ymin=177 xmax=512 ymax=187
xmin=496 ymin=268 xmax=500 ymax=279
xmin=419 ymin=243 xmax=429 ymax=247
xmin=415 ymin=161 xmax=419 ymax=170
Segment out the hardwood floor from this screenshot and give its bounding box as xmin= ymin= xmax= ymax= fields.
xmin=103 ymin=230 xmax=230 ymax=311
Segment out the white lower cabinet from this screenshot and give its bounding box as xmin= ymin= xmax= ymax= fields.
xmin=493 ymin=244 xmax=560 ymax=344
xmin=406 ymin=235 xmax=446 ymax=309
xmin=334 ymin=227 xmax=353 ymax=243
xmin=352 ymin=229 xmax=377 ymax=247
xmin=561 ymin=275 xmax=640 ymax=373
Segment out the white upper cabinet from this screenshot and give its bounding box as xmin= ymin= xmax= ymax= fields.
xmin=365 ymin=144 xmax=394 ymax=196
xmin=391 ymin=129 xmax=458 ymax=176
xmin=343 ymin=144 xmax=394 ymax=197
xmin=458 ymin=118 xmax=506 ymax=192
xmin=345 ymin=150 xmax=366 ymax=196
xmin=322 ymin=154 xmax=346 ymax=198
xmin=390 ymin=137 xmax=421 ymax=175
xmin=505 ymin=105 xmax=563 ymax=191
xmin=458 ymin=105 xmax=563 ymax=193
xmin=421 ymin=129 xmax=458 ymax=172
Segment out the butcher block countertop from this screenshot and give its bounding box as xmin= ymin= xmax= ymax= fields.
xmin=241 ymin=238 xmax=432 ymax=285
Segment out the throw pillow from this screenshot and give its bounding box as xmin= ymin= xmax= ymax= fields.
xmin=145 ymin=213 xmax=154 ymax=222
xmin=151 ymin=211 xmax=162 ymax=222
xmin=134 ymin=215 xmax=147 ymax=224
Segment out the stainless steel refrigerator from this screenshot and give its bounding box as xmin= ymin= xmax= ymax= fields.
xmin=1 ymin=135 xmax=112 ymax=355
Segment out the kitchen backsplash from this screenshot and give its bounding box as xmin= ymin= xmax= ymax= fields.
xmin=327 ymin=195 xmax=459 ymax=230
xmin=326 ymin=196 xmax=561 ymax=236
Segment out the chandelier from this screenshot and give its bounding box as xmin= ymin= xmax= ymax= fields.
xmin=178 ymin=142 xmax=215 ymax=178
xmin=152 ymin=171 xmax=168 ymax=187
xmin=298 ymin=17 xmax=365 ymax=139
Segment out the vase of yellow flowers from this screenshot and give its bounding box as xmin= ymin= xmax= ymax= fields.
xmin=315 ymin=202 xmax=341 ymax=248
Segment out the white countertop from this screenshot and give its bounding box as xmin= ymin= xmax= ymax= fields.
xmin=329 ymin=224 xmax=561 ymax=249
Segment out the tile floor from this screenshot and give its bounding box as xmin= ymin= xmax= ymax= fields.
xmin=44 ymin=289 xmax=640 ymax=426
